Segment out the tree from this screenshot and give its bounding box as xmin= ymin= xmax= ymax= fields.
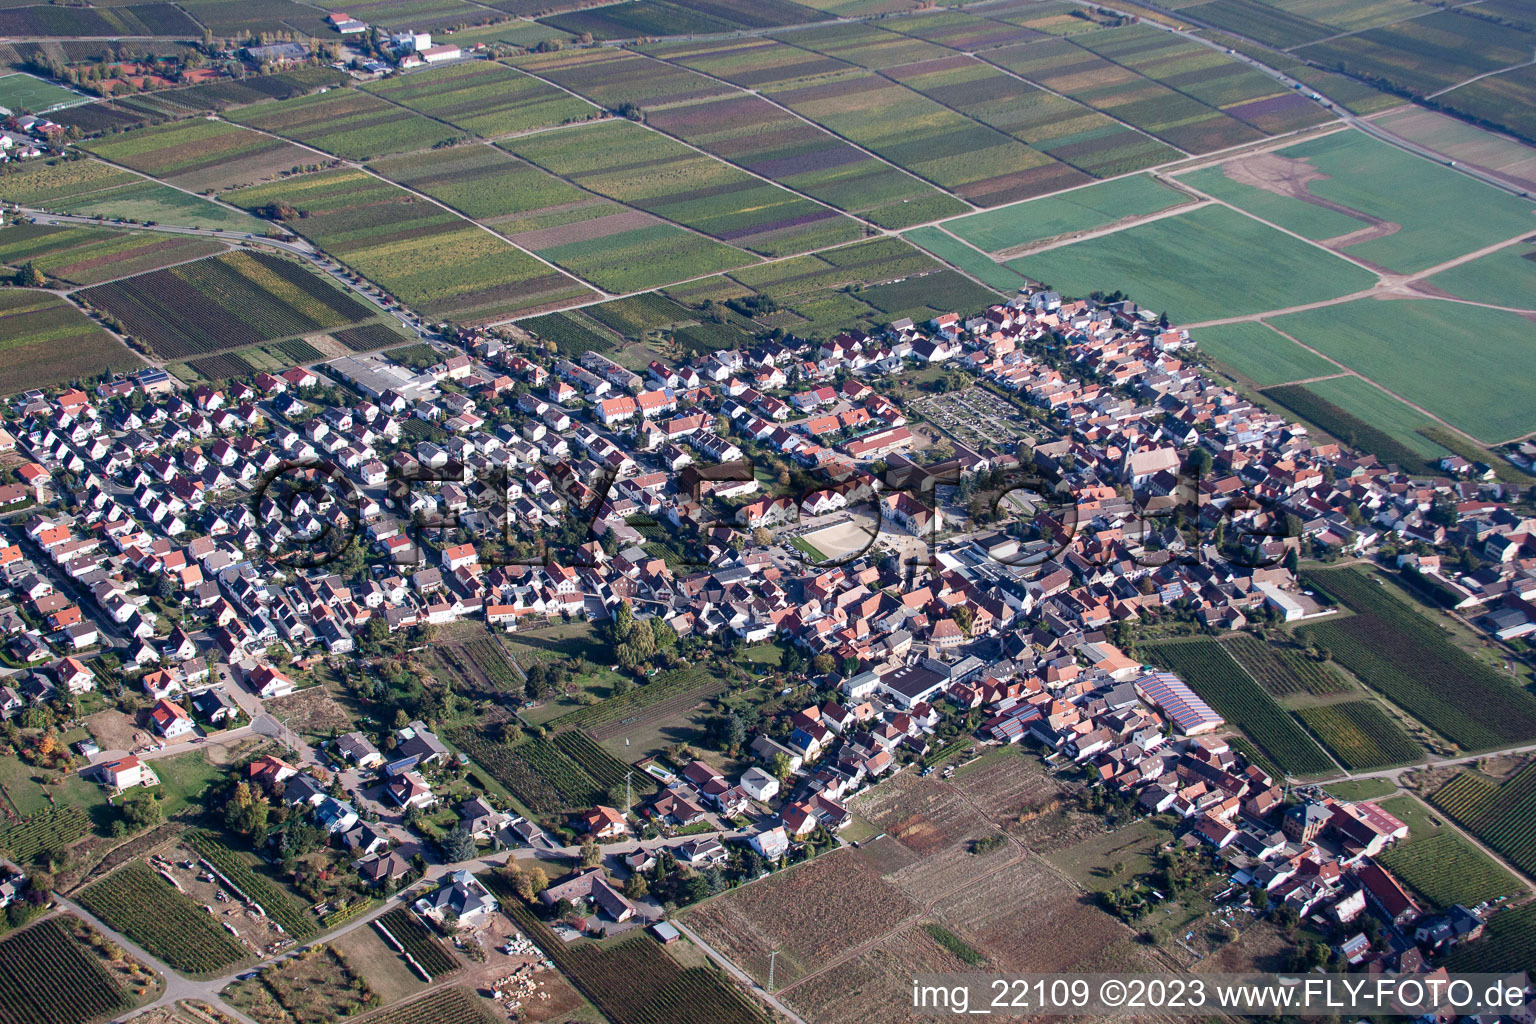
xmin=224 ymin=782 xmax=270 ymax=837
xmin=17 ymin=262 xmax=44 ymax=287
xmin=624 ymin=872 xmax=649 ymax=899
xmin=440 ymin=824 xmax=476 ymax=862
xmin=770 ymin=752 xmax=793 ymax=782
xmin=579 ymin=839 xmax=602 ymax=869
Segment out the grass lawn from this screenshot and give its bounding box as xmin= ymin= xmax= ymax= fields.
xmin=0 ymin=754 xmax=110 ymax=821
xmin=1269 ymin=299 xmax=1536 ymax=443
xmin=148 ymin=749 xmax=226 ymax=817
xmin=789 ymin=535 xmax=829 ymax=562
xmin=1194 ymin=320 xmax=1338 ymax=387
xmin=1046 ymin=818 xmax=1169 ymax=892
xmin=1324 ymin=777 xmax=1398 ymax=802
xmin=736 ymin=640 xmax=789 ymax=668
xmin=946 ymin=174 xmax=1194 ymax=253
xmin=1008 ymin=204 xmax=1377 ymax=323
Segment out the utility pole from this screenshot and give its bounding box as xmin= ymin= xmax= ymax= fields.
xmin=768 ymin=949 xmax=778 ymax=992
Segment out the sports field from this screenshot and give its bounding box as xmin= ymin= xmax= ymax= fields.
xmin=944 ymin=174 xmax=1194 ymax=255
xmin=0 ymin=71 xmax=83 ymax=113
xmin=1269 ymin=299 xmax=1536 ymax=442
xmin=1008 ymin=204 xmax=1377 ymax=323
xmin=1177 ymin=130 xmax=1536 ymax=274
xmin=1194 ymin=320 xmax=1337 ymax=388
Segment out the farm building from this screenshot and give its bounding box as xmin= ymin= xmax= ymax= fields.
xmin=1134 ymin=671 xmax=1223 ymax=735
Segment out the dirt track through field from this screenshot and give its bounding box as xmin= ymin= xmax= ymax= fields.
xmin=1220 ymin=152 xmax=1400 ymax=250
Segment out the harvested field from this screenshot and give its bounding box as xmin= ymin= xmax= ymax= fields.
xmin=849 ymin=770 xmax=1020 ymax=896
xmin=779 ymin=925 xmax=970 ymax=1024
xmin=682 ymin=848 xmax=917 ymax=987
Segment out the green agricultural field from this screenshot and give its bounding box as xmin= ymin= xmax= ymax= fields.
xmin=584 ymin=293 xmax=696 ymax=336
xmin=1378 ymin=813 xmax=1522 ymax=910
xmin=225 ymin=168 xmax=594 ymax=322
xmin=1193 ymin=320 xmax=1338 ymax=387
xmin=1070 ymin=22 xmax=1331 ymax=134
xmin=1446 ymin=903 xmax=1536 ymax=976
xmin=1269 ymin=300 xmax=1536 ymax=443
xmin=1430 ymin=763 xmax=1536 ymax=881
xmin=230 ymin=87 xmax=462 ymax=160
xmin=1300 ymin=568 xmax=1536 ymax=752
xmin=946 ymin=174 xmax=1195 ymax=254
xmin=1423 ymin=240 xmax=1536 ymax=308
xmin=1261 ymin=378 xmax=1448 ymax=469
xmin=1295 ymin=8 xmax=1532 ymax=98
xmin=882 ymin=53 xmax=1182 ymax=179
xmin=984 ymin=36 xmax=1265 ymax=155
xmin=77 ymin=861 xmax=248 ymax=974
xmin=1222 ymin=635 xmax=1348 ymax=697
xmin=1008 ymin=204 xmax=1377 ymax=322
xmin=503 ymin=119 xmax=864 ymax=257
xmin=0 ymin=288 xmax=140 ymax=391
xmin=364 ymin=61 xmax=597 ymax=137
xmin=514 ymin=47 xmax=732 ymax=110
xmin=83 ymin=118 xmax=315 ymax=191
xmin=1436 ymin=64 xmax=1536 ymax=148
xmin=0 ymin=223 xmax=226 ymax=286
xmin=78 ymin=249 xmax=383 ymax=361
xmin=901 ymin=227 xmax=1030 ymax=293
xmin=764 ymin=65 xmax=1082 ymax=207
xmin=372 ymin=140 xmax=755 ymax=291
xmin=1296 ymin=700 xmax=1423 ymax=770
xmin=538 ymin=0 xmax=738 ymax=40
xmin=1145 ymin=638 xmax=1335 ymax=776
xmin=0 ymin=157 xmax=259 ymax=230
xmin=775 ymin=22 xmax=954 ymax=70
xmin=0 ymin=71 xmax=83 ymax=112
xmin=1178 ymin=131 xmax=1536 ymax=274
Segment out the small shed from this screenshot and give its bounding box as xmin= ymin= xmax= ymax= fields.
xmin=651 ymin=922 xmax=680 ymax=945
